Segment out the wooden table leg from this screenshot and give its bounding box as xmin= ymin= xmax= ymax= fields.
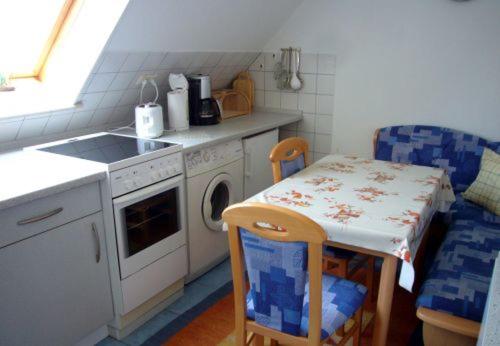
xmin=372 ymin=255 xmax=398 ymax=346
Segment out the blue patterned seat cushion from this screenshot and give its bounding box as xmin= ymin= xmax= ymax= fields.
xmin=247 ymin=274 xmax=367 ymax=339
xmin=375 ymin=125 xmax=500 ymax=192
xmin=416 ymin=218 xmax=500 ymax=321
xmin=240 ymin=228 xmax=366 ymax=338
xmin=280 ymin=154 xmax=306 ymax=179
xmin=447 ymin=194 xmax=500 ymax=225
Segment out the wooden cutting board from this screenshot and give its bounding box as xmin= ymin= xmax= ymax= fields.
xmin=232 ymin=71 xmax=254 ymax=111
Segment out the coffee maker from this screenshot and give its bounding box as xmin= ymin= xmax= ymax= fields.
xmin=187 ymin=74 xmax=220 ymax=125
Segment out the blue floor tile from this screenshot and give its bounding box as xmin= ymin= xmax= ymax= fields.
xmin=122 ymin=310 xmax=179 ymax=346
xmin=166 ymin=280 xmax=219 ymax=315
xmin=195 ymin=259 xmax=233 ymax=289
xmin=96 ymin=337 xmax=127 ymax=346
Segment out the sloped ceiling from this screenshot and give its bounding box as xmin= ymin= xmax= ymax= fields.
xmin=106 ymin=0 xmax=304 ymax=52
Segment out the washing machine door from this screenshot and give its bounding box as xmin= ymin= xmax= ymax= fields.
xmin=203 ymin=173 xmax=234 ymax=231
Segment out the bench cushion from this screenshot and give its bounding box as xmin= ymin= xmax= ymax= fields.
xmin=416 ymin=217 xmax=500 ymax=321
xmin=375 ymin=125 xmax=500 ymax=192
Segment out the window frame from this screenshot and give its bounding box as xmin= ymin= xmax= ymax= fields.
xmin=10 ymin=0 xmax=78 ymax=81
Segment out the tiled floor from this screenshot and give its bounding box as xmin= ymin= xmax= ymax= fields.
xmin=97 ymin=258 xmax=233 ymax=346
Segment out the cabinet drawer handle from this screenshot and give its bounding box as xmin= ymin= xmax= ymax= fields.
xmin=91 ymin=222 xmax=101 ymax=263
xmin=17 ymin=207 xmax=64 ymax=225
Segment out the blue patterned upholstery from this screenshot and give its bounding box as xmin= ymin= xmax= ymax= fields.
xmin=280 ymin=154 xmax=306 ymax=179
xmin=448 ymin=194 xmax=500 ymax=225
xmin=240 ymin=228 xmax=367 ymax=338
xmin=375 ymin=125 xmax=500 ymax=192
xmin=416 ymin=216 xmax=500 ymax=322
xmin=323 ymin=245 xmax=357 ymax=260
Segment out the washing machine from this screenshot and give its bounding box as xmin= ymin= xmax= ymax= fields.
xmin=184 ymin=139 xmax=244 ymax=281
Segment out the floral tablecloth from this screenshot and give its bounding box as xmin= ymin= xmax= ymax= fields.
xmin=247 ymin=154 xmax=456 ymax=291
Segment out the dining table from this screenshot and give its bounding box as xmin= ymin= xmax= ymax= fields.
xmin=247 ymin=154 xmax=456 ymax=346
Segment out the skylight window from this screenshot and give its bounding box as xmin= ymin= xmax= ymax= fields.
xmin=0 ymin=0 xmax=76 ymax=79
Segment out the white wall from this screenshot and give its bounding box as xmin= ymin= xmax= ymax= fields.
xmin=265 ymin=0 xmax=500 ymax=157
xmin=107 ymin=0 xmax=302 ymax=52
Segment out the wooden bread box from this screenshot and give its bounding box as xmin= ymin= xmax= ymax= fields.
xmin=212 ymin=89 xmax=251 ymax=120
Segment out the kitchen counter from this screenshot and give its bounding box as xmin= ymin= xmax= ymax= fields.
xmin=113 ymin=109 xmax=302 ymax=152
xmin=0 ymin=109 xmax=301 ymax=211
xmin=0 ymin=150 xmax=106 ymax=210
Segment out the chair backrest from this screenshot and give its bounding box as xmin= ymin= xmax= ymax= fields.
xmin=269 ymin=137 xmax=309 ymax=183
xmin=223 ymin=202 xmax=326 ymax=344
xmin=373 ymin=125 xmax=500 ymax=192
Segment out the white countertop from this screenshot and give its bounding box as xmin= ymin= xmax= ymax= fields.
xmin=0 ymin=150 xmax=107 ymax=210
xmin=478 ymin=253 xmax=500 ymax=345
xmin=113 ymin=109 xmax=302 ymax=152
xmin=0 ymin=109 xmax=301 ymax=211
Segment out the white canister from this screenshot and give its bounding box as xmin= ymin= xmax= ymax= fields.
xmin=135 ymin=102 xmax=164 ymax=138
xmin=167 ymin=89 xmax=189 ymax=131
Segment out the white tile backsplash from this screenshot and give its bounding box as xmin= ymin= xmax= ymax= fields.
xmin=280 ymin=92 xmax=298 ymax=110
xmin=98 ymin=51 xmax=128 ymax=73
xmin=253 ymin=52 xmax=336 ymax=161
xmin=99 ymin=90 xmax=124 ymax=108
xmin=17 ymin=116 xmax=50 ymax=139
xmin=298 ymin=93 xmax=316 ymax=113
xmin=300 ymin=53 xmax=318 ymax=74
xmin=254 ymin=90 xmax=265 ymax=107
xmin=67 ymin=110 xmax=94 ymax=131
xmin=264 ymin=52 xmax=279 ymax=72
xmin=108 ymin=71 xmax=136 ymax=91
xmin=43 ymin=112 xmax=73 ymax=135
xmin=315 ymin=115 xmax=333 ymax=134
xmin=250 ymin=71 xmax=264 ymax=90
xmin=297 ymin=113 xmax=316 ymax=133
xmin=0 ymin=119 xmax=23 ymax=143
xmin=0 ymin=50 xmax=260 ymax=151
xmin=316 ymin=74 xmax=335 ymax=95
xmin=141 ymin=52 xmax=166 ymax=71
xmin=317 ymin=54 xmax=336 ymax=75
xmin=316 ymin=95 xmax=334 ymax=115
xmin=120 ymin=52 xmax=148 ymax=72
xmin=79 ymin=92 xmax=105 ymax=110
xmin=86 ymin=73 xmax=116 ymax=93
xmin=264 ymin=91 xmax=281 ymax=108
xmin=300 ymin=74 xmax=317 ymax=94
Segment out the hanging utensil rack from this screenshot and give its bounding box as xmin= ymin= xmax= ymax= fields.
xmin=273 ymin=47 xmax=302 ymax=91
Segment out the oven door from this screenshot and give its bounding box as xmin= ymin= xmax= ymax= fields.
xmin=113 ymin=174 xmax=186 ymax=279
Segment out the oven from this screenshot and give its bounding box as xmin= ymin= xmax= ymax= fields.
xmin=113 ymin=174 xmax=186 ymax=279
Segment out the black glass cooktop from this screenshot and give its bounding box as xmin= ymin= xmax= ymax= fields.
xmin=38 ymin=134 xmax=176 ymax=164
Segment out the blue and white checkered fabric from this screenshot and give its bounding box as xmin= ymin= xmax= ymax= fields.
xmin=416 ymin=216 xmax=500 ymax=321
xmin=375 ymin=125 xmax=500 ymax=192
xmin=280 ymin=154 xmax=306 ymax=179
xmin=241 ymin=228 xmax=367 ymax=338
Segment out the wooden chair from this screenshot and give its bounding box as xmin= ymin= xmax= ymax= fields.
xmin=269 ymin=137 xmax=310 ymax=184
xmin=223 ymin=202 xmax=366 ymax=346
xmin=269 ymin=137 xmax=376 ymax=305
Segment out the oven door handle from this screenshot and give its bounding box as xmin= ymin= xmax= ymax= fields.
xmin=112 ymin=174 xmax=184 ymax=210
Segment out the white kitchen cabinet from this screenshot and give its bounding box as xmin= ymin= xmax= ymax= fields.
xmin=0 ymin=211 xmax=113 ymax=346
xmin=243 ymin=128 xmax=279 ymax=198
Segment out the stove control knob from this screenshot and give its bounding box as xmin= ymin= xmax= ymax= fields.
xmin=133 ymin=177 xmax=141 ymax=187
xmin=151 ymin=171 xmax=160 ymax=180
xmin=203 ymin=151 xmax=210 ymax=162
xmin=124 ymin=180 xmax=134 ymax=190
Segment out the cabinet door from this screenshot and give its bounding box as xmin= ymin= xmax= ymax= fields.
xmin=243 ymin=129 xmax=279 ymax=198
xmin=0 ymin=212 xmax=113 ymax=346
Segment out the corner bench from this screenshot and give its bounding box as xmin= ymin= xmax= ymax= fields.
xmin=374 ymin=125 xmax=500 ymax=345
